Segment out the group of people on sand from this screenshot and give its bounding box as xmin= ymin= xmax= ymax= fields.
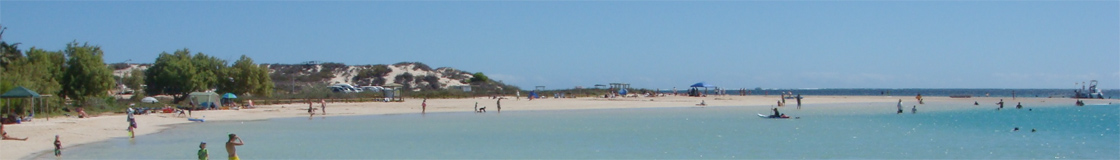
xmin=307 ymin=99 xmax=327 ymax=117
xmin=471 ymin=98 xmax=503 ymax=113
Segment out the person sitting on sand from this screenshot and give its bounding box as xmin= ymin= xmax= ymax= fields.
xmin=697 ymin=100 xmax=706 ymax=106
xmin=479 ymin=106 xmax=486 ymax=112
xmin=1 ymin=124 xmax=28 ymax=141
xmin=974 ymin=101 xmax=979 ymax=105
xmin=77 ymin=107 xmax=88 ymax=118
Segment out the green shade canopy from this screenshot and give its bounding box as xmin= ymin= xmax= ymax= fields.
xmin=1 ymin=86 xmax=41 ymax=98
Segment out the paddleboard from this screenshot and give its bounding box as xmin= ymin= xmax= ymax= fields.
xmin=188 ymin=118 xmax=205 ymax=122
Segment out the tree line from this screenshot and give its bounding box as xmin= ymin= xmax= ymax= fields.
xmin=0 ymin=26 xmax=273 ymax=112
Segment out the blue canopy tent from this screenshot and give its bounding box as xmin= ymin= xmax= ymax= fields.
xmin=689 ymin=82 xmax=716 ymax=97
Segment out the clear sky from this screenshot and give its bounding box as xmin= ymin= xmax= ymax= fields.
xmin=1 ymin=1 xmax=1116 ymax=89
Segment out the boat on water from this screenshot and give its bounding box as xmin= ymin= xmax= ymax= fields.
xmin=1074 ymin=80 xmax=1105 ymax=99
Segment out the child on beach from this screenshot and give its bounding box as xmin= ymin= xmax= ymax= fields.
xmin=198 ymin=142 xmax=208 ymax=160
xmin=54 ymin=135 xmax=61 ymax=157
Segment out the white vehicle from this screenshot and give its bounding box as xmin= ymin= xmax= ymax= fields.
xmin=330 ymin=83 xmax=361 ymax=93
xmin=361 ymin=86 xmax=384 ymax=92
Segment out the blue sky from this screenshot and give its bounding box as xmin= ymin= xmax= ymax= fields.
xmin=1 ymin=1 xmax=1116 ymax=89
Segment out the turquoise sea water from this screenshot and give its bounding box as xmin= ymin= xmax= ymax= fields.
xmin=43 ymin=104 xmax=1119 ymax=159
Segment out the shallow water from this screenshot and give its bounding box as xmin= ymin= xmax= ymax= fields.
xmin=45 ymin=104 xmax=1119 ymax=159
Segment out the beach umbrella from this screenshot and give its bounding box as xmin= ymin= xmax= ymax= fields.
xmin=141 ymin=97 xmax=159 ymax=103
xmin=222 ymin=93 xmax=238 ymax=99
xmin=690 ymin=82 xmax=715 ymax=88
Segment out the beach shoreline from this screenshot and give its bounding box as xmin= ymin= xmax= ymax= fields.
xmin=4 ymin=95 xmax=1116 ymax=159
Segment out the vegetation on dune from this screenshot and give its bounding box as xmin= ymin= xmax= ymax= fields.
xmin=0 ymin=25 xmax=528 ymax=117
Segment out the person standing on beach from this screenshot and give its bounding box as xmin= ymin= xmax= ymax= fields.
xmin=516 ymin=91 xmax=521 ymax=101
xmin=897 ymin=99 xmax=904 ymax=114
xmin=54 ymin=135 xmax=62 ymax=157
xmin=474 ymin=102 xmax=479 ymax=113
xmin=1016 ymin=102 xmax=1023 ymax=109
xmin=796 ymin=94 xmax=803 ymax=109
xmin=226 ymin=134 xmax=244 ymax=160
xmin=912 ymin=105 xmax=917 ymax=114
xmin=496 ymin=98 xmax=502 ymax=113
xmin=128 ymin=117 xmax=137 ymax=138
xmin=422 ymin=99 xmax=427 ymax=114
xmin=320 ymin=99 xmax=327 ymax=115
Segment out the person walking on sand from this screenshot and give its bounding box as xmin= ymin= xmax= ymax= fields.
xmin=474 ymin=102 xmax=479 ymax=113
xmin=516 ymin=91 xmax=521 ymax=101
xmin=307 ymin=101 xmax=315 ymax=117
xmin=199 ymin=142 xmax=209 ymax=160
xmin=54 ymin=135 xmax=62 ymax=157
xmin=320 ymin=99 xmax=327 ymax=115
xmin=897 ymin=99 xmax=904 ymax=114
xmin=226 ymin=134 xmax=244 ymax=160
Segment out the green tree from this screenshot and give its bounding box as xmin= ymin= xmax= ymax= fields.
xmin=470 ymin=72 xmax=489 ymax=83
xmin=60 ymin=42 xmax=115 ymax=105
xmin=122 ymin=68 xmax=144 ymax=98
xmin=218 ymin=55 xmax=273 ymax=97
xmin=145 ymin=49 xmax=225 ymax=103
xmin=0 ymin=26 xmax=23 ymax=68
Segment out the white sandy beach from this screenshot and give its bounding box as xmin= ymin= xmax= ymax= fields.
xmin=1 ymin=95 xmax=1115 ymax=159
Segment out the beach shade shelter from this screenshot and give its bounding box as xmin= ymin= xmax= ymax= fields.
xmin=141 ymin=97 xmax=159 ymax=103
xmin=189 ymin=92 xmax=220 ymax=110
xmin=689 ymin=82 xmax=716 ymax=97
xmin=1 ymin=86 xmax=43 ymax=121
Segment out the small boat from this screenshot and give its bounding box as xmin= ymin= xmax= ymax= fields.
xmin=1074 ymin=80 xmax=1105 ymax=99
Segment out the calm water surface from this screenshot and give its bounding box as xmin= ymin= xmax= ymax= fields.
xmin=44 ymin=104 xmax=1119 ymax=159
